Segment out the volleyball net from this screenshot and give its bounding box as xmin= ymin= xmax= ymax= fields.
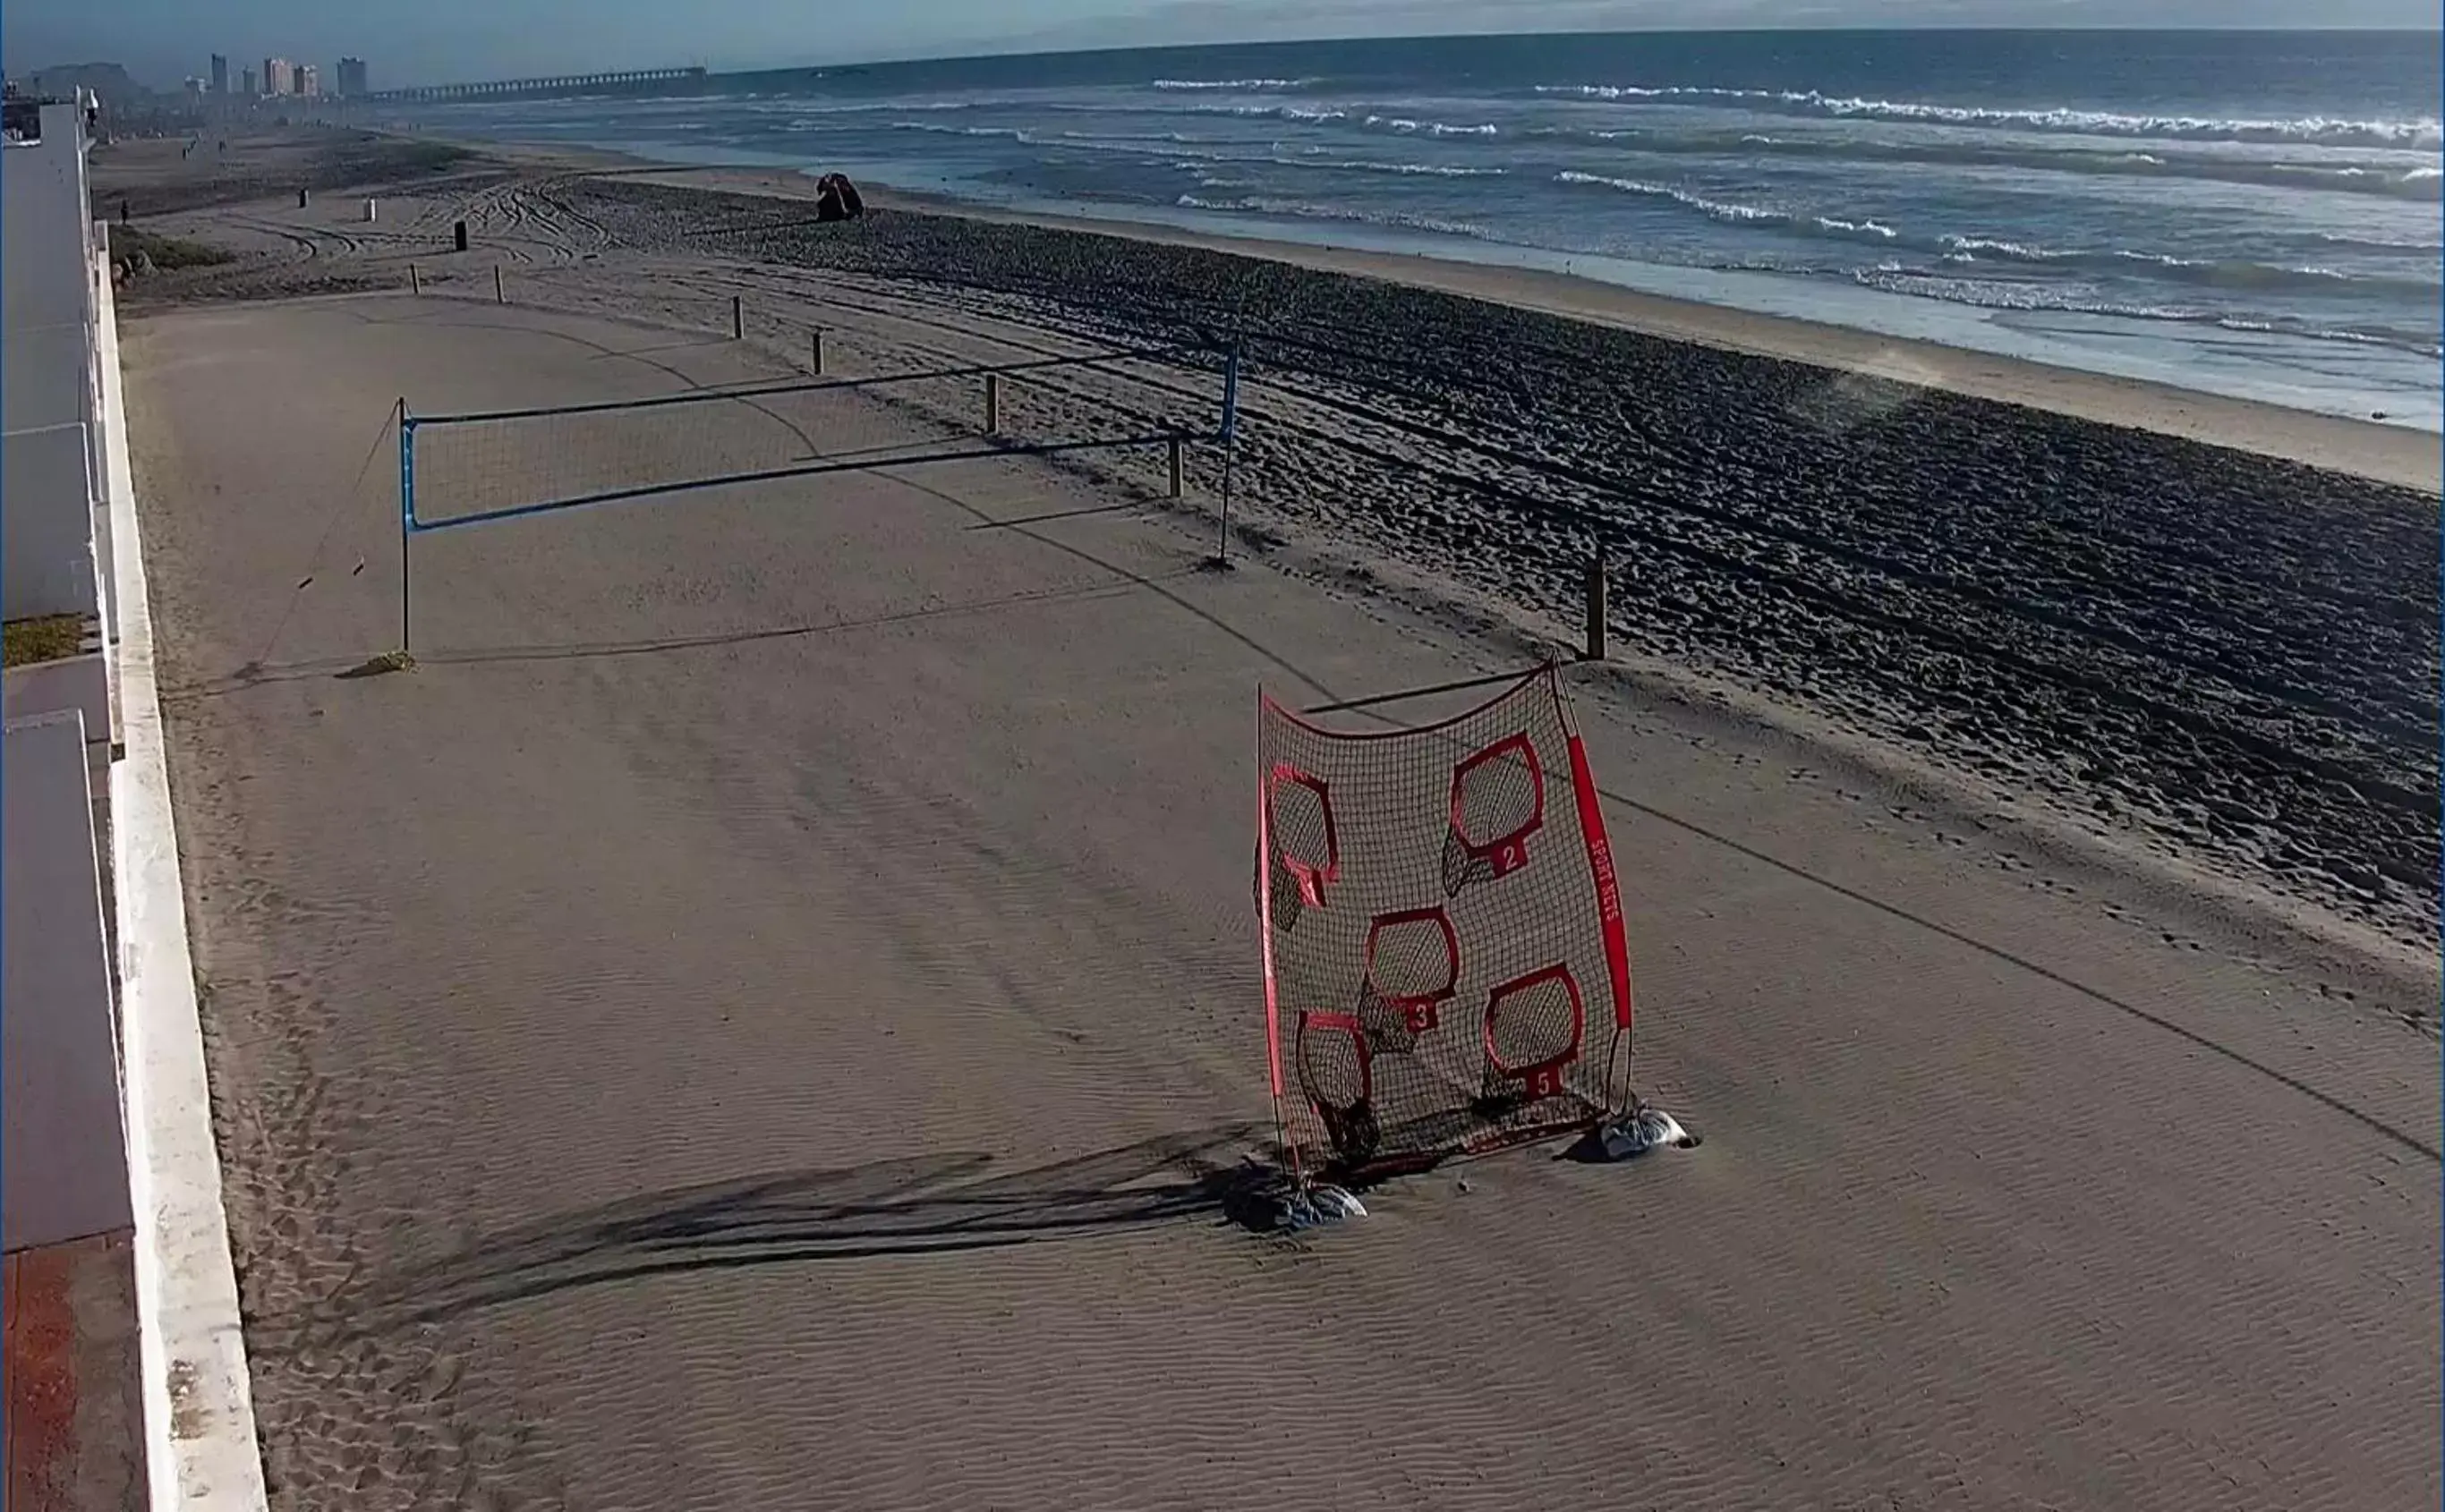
xmin=402 ymin=342 xmax=1236 ymax=537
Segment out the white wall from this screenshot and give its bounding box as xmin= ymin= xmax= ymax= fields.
xmin=3 ymin=708 xmax=132 ymax=1253
xmin=5 ymin=98 xmax=103 ymax=624
xmin=3 ymin=420 xmax=98 ymax=618
xmin=4 ymin=320 xmax=92 ymax=431
xmin=2 ymin=110 xmax=93 ymax=338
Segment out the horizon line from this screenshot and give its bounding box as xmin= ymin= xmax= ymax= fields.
xmin=735 ymin=22 xmax=2445 ymax=81
xmin=19 ymin=21 xmax=2441 ymax=95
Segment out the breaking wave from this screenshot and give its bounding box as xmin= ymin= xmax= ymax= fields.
xmin=1282 ymin=156 xmax=1508 ymax=177
xmin=1535 ymin=82 xmax=2444 ymax=148
xmin=1193 ymin=103 xmax=1349 ymax=123
xmin=1718 ymin=132 xmax=2445 ymax=200
xmin=1846 ymin=268 xmax=2444 ymax=355
xmin=1361 ymin=115 xmax=1501 ymax=137
xmin=1057 ymin=129 xmax=1195 ymax=144
xmin=1174 ymin=192 xmax=1490 ymax=239
xmin=888 ymin=121 xmax=1033 ymax=140
xmin=1555 ymin=173 xmax=2438 ymax=301
xmin=1153 ymin=77 xmax=1316 ymax=90
xmin=1936 ymin=236 xmax=2443 ymax=297
xmin=1555 ymin=171 xmax=1898 ymax=240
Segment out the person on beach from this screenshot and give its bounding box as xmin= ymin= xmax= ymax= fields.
xmin=814 ymin=173 xmax=865 ymax=224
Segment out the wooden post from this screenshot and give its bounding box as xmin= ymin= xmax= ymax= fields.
xmin=1168 ymin=437 xmax=1183 ymax=499
xmin=454 ymin=219 xmax=469 ymax=252
xmin=731 ymin=294 xmax=744 ymax=340
xmin=408 ymin=263 xmax=421 ymax=295
xmin=811 ymin=328 xmax=824 ymax=374
xmin=985 ymin=372 xmax=1001 ymax=435
xmin=493 ymin=266 xmax=504 ymax=305
xmin=1583 ymin=548 xmax=1607 ymax=662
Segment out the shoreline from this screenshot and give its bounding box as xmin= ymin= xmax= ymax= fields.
xmin=486 ymin=142 xmax=2441 ymax=492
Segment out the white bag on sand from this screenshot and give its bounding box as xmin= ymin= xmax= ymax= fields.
xmin=1276 ymin=1183 xmax=1367 ymax=1231
xmin=1596 ymin=1105 xmax=1698 ymax=1160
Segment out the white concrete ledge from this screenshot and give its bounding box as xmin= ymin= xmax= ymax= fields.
xmin=97 ymin=245 xmax=272 ymax=1512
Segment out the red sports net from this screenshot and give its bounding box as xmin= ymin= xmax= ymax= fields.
xmin=1257 ymin=667 xmax=1636 ymax=1178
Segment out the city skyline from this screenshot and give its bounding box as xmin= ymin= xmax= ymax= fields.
xmin=175 ymin=49 xmax=367 ymax=98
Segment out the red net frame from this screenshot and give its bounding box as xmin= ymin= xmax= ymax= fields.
xmin=1365 ymin=905 xmax=1461 ymax=1035
xmin=1257 ymin=666 xmax=1637 ymax=1179
xmin=1482 ymin=964 xmax=1585 ymax=1100
xmin=1447 ymin=733 xmax=1546 ymax=886
xmin=1265 ymin=762 xmax=1340 ymax=913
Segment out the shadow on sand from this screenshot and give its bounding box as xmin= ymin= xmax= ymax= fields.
xmin=373 ymin=1125 xmax=1283 ymax=1327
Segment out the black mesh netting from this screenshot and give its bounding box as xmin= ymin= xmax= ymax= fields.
xmin=1259 ymin=667 xmax=1634 ymax=1177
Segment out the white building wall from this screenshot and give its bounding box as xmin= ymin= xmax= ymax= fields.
xmin=1 ymin=88 xmax=127 ymax=1250
xmin=4 ymin=99 xmax=106 ymax=625
xmin=2 ymin=103 xmax=94 ymax=335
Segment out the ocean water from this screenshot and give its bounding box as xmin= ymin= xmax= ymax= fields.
xmin=407 ymin=31 xmax=2445 ymax=426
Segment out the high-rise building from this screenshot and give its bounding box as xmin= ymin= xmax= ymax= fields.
xmin=209 ymin=54 xmax=228 ymax=95
xmin=262 ymin=57 xmax=293 ymax=97
xmin=337 ymin=58 xmax=368 ymax=98
xmin=294 ymin=64 xmax=319 ymax=98
xmin=241 ymin=67 xmax=257 ymax=97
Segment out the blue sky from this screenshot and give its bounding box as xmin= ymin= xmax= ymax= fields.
xmin=6 ymin=0 xmax=2437 ymax=89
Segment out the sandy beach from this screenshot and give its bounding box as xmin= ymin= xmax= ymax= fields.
xmin=104 ymin=132 xmax=2440 ymax=1510
xmin=107 ymin=132 xmax=2441 ymax=955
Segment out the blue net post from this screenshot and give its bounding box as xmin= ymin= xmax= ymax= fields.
xmin=398 ymin=403 xmax=415 ymax=654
